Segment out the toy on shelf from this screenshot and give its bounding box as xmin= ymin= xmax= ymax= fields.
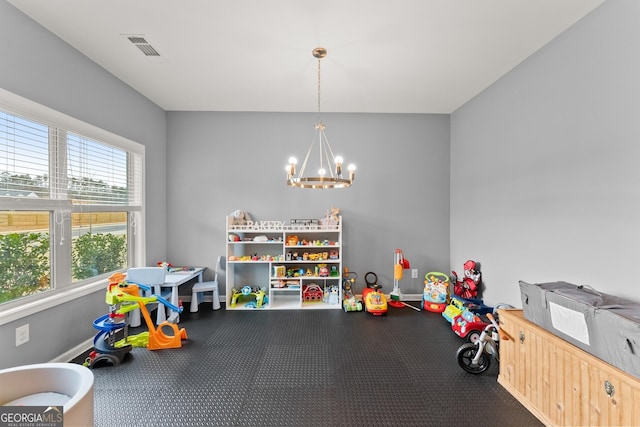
xmin=85 ymin=273 xmax=188 ymax=368
xmin=318 ymin=264 xmax=329 ymax=277
xmin=303 ymin=283 xmax=324 ymax=302
xmin=230 ymin=285 xmax=268 ymax=308
xmin=362 ymin=272 xmax=388 ymax=315
xmin=326 ymin=285 xmax=340 ymax=305
xmin=319 ymin=207 xmax=340 ymax=228
xmin=229 ymin=209 xmax=252 ymax=226
xmin=451 ymin=260 xmax=481 ymax=299
xmin=342 ymin=268 xmax=362 ymax=312
xmin=421 ymin=271 xmax=450 ymax=312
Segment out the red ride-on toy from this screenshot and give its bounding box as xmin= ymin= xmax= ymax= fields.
xmin=361 ymin=272 xmax=388 ymax=315
xmin=452 ymin=303 xmax=515 ymax=343
xmin=452 ymin=310 xmax=490 ymax=344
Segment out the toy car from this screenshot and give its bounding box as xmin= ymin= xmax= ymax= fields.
xmin=362 ymin=272 xmax=387 ymax=315
xmin=442 ymin=296 xmax=466 ymax=323
xmin=442 ymin=296 xmax=494 ymax=324
xmin=452 ymin=310 xmax=489 ymax=343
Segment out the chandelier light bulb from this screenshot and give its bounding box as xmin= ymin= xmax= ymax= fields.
xmin=286 ymin=157 xmax=297 ymax=177
xmin=318 ymin=168 xmax=326 ymax=176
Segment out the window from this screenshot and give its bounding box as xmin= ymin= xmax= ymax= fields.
xmin=0 ymin=89 xmax=144 ymax=308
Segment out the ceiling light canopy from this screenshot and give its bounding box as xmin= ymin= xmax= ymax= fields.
xmin=286 ymin=48 xmax=355 ymax=189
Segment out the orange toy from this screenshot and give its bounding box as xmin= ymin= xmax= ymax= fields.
xmin=136 ymin=298 xmax=187 ymax=350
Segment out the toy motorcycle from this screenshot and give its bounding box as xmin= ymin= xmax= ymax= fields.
xmin=456 ymin=312 xmax=501 ymax=374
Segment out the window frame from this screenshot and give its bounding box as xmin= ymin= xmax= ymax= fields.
xmin=0 ymin=88 xmax=145 ymax=324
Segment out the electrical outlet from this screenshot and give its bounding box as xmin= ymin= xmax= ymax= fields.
xmin=16 ymin=323 xmax=29 ymax=346
xmin=411 ymin=269 xmax=418 ymax=279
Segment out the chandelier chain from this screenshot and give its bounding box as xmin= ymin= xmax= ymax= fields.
xmin=317 ymin=56 xmax=322 ymax=117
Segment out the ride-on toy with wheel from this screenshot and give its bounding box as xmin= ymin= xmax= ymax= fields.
xmin=361 ymin=272 xmax=387 ymax=315
xmin=342 ymin=268 xmax=362 ymax=312
xmin=452 ymin=310 xmax=489 ymax=344
xmin=421 ymin=271 xmax=450 ymax=312
xmin=456 ymin=312 xmax=503 ymax=374
xmin=452 ymin=302 xmax=514 ymax=343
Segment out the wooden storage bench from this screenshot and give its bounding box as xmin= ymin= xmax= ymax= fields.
xmin=497 ymin=309 xmax=640 ymax=426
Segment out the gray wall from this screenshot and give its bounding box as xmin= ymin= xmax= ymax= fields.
xmin=0 ymin=1 xmax=167 ymax=369
xmin=166 ymin=111 xmax=451 ymax=295
xmin=450 ymin=0 xmax=639 ymax=306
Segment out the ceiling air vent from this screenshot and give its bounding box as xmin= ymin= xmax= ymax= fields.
xmin=127 ymin=35 xmax=160 ymax=57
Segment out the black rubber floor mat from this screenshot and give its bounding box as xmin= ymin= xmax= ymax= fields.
xmin=81 ymin=304 xmax=543 ymax=426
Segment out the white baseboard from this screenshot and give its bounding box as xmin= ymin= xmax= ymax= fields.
xmin=355 ymin=293 xmax=422 ymax=302
xmin=53 ymin=337 xmax=94 ymax=363
xmin=215 ymin=294 xmax=422 ymax=303
xmin=192 ymin=294 xmax=422 ymax=303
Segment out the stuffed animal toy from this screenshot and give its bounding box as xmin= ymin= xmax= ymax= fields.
xmin=330 ymin=207 xmax=340 ymax=223
xmin=229 ymin=209 xmax=252 ymax=225
xmin=321 ymin=207 xmax=340 ymax=226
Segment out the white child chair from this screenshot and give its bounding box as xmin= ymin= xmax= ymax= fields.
xmin=190 ymin=256 xmax=222 ymax=312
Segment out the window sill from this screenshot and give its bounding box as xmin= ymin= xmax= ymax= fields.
xmin=0 ymin=279 xmax=108 ymax=326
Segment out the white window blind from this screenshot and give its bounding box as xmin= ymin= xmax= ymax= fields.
xmin=66 ymin=132 xmax=142 ymax=207
xmin=0 ymin=112 xmax=50 ymax=199
xmin=1 ymin=112 xmax=142 ymax=209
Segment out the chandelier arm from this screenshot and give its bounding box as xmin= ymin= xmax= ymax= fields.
xmin=320 ymin=131 xmax=336 ymax=178
xmin=318 ymin=131 xmax=324 ymax=173
xmin=297 ymin=133 xmax=317 ymax=178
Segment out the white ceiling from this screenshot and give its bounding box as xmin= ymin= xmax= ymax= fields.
xmin=8 ymin=0 xmax=605 ymax=114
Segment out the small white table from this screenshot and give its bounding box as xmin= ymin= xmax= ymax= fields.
xmin=155 ymin=267 xmax=205 ymax=324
